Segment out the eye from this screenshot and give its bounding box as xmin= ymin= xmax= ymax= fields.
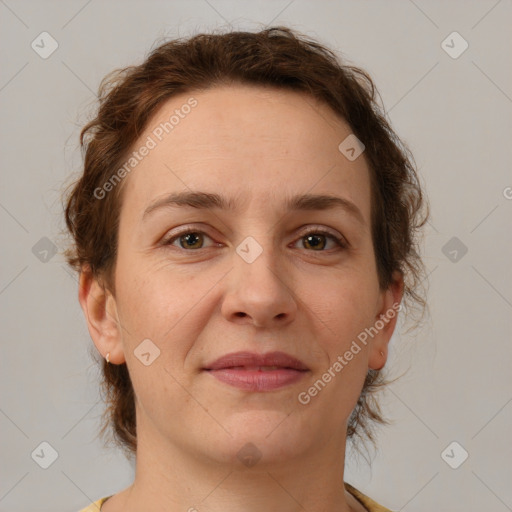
xmin=293 ymin=228 xmax=347 ymax=251
xmin=162 ymin=230 xmax=216 ymax=250
xmin=161 ymin=227 xmax=348 ymax=252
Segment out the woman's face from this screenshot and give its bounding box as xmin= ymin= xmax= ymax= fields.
xmin=86 ymin=84 xmax=402 ymax=466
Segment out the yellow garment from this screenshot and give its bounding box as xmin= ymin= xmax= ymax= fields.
xmin=345 ymin=482 xmax=394 ymax=511
xmin=78 ymin=496 xmax=111 ymax=511
xmin=79 ymin=483 xmax=394 ymax=511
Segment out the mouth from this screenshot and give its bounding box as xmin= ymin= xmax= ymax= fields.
xmin=202 ymin=351 xmax=309 ymax=391
xmin=220 ymin=366 xmax=291 ymax=371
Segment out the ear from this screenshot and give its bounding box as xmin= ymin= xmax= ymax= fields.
xmin=368 ymin=270 xmax=404 ymax=370
xmin=78 ymin=266 xmax=126 ymax=364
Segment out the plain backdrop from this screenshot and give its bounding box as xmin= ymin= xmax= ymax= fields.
xmin=1 ymin=1 xmax=511 ymax=511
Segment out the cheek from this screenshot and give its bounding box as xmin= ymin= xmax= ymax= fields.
xmin=116 ymin=251 xmax=184 ymax=324
xmin=113 ymin=269 xmax=204 ymax=409
xmin=306 ymin=282 xmax=374 ymax=409
xmin=305 ymin=269 xmax=379 ymax=338
xmin=114 ymin=259 xmax=217 ymax=365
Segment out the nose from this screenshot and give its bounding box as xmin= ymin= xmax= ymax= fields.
xmin=221 ymin=240 xmax=297 ymax=329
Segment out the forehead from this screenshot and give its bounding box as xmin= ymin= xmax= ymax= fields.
xmin=142 ymin=84 xmax=350 ymax=158
xmin=119 ymin=84 xmax=372 ymax=221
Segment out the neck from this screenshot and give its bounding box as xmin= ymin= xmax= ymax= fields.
xmin=110 ymin=416 xmax=358 ymax=512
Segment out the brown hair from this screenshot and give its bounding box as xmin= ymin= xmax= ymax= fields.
xmin=62 ymin=26 xmax=428 ymax=459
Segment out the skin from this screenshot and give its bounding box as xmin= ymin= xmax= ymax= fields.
xmin=79 ymin=84 xmax=403 ymax=512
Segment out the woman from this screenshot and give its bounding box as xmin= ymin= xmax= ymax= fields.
xmin=64 ymin=26 xmax=427 ymax=512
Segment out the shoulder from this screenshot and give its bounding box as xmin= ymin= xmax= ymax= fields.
xmin=77 ymin=496 xmax=112 ymax=512
xmin=344 ymin=482 xmax=395 ymax=512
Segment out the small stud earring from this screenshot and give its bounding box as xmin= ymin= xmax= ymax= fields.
xmin=106 ymin=352 xmax=110 ymax=364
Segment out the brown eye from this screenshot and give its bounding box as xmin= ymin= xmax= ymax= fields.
xmin=178 ymin=232 xmax=204 ymax=249
xmin=163 ymin=230 xmax=214 ymax=250
xmin=303 ymin=233 xmax=327 ymax=250
xmin=295 ymin=229 xmax=347 ymax=252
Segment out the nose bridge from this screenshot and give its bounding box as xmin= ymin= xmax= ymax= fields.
xmin=235 ymin=233 xmax=282 ymax=289
xmin=222 ymin=231 xmax=296 ymax=326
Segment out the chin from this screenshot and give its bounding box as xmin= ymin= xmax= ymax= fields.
xmin=211 ymin=410 xmax=310 ymax=468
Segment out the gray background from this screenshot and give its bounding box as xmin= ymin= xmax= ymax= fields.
xmin=1 ymin=1 xmax=511 ymax=511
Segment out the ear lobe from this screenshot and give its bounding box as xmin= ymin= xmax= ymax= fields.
xmin=368 ymin=271 xmax=404 ymax=370
xmin=78 ymin=267 xmax=126 ymax=364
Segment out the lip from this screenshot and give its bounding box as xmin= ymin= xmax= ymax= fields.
xmin=203 ymin=351 xmax=309 ymax=391
xmin=204 ymin=351 xmax=309 ymax=371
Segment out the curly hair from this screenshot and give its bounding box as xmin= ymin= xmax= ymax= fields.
xmin=62 ymin=25 xmax=428 ymax=459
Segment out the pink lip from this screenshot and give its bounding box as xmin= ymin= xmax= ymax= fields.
xmin=203 ymin=351 xmax=309 ymax=391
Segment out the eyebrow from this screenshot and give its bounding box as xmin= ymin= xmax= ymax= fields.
xmin=142 ymin=191 xmax=365 ymax=225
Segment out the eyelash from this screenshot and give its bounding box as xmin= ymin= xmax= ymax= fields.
xmin=161 ymin=227 xmax=348 ymax=252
